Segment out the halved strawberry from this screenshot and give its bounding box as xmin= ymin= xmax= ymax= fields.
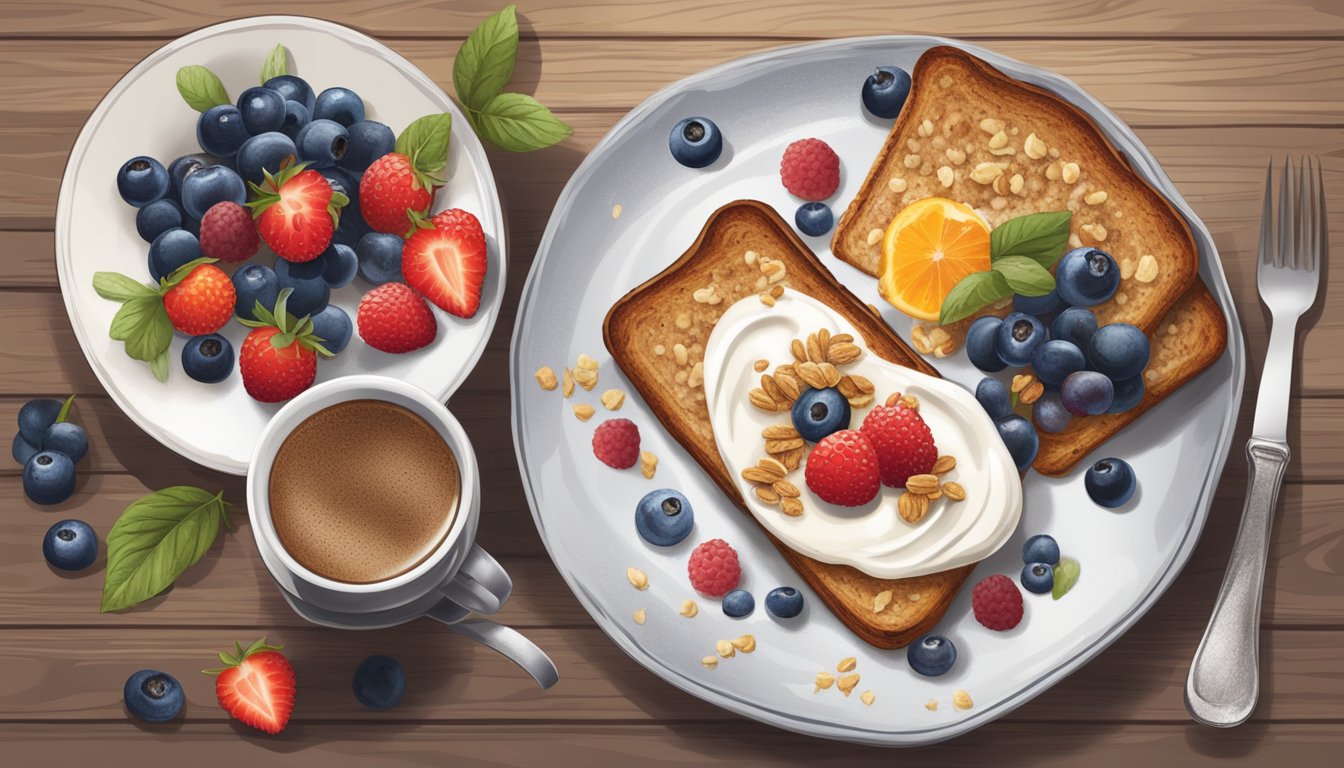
xmin=204 ymin=637 xmax=295 ymax=735
xmin=247 ymin=160 xmax=347 ymax=263
xmin=402 ymin=208 xmax=487 ymax=318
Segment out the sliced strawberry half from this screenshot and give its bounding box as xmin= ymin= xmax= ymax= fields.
xmin=204 ymin=637 xmax=296 ymax=735
xmin=402 ymin=208 xmax=487 ymax=318
xmin=247 ymin=159 xmax=347 ymax=263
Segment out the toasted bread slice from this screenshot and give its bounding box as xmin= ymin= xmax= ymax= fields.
xmin=832 ymin=45 xmax=1198 ymax=335
xmin=1034 ymin=283 xmax=1227 ymax=475
xmin=605 ymin=201 xmax=974 ymax=649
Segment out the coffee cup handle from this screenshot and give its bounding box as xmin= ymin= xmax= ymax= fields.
xmin=439 ymin=544 xmax=512 ymax=615
xmin=426 ymin=608 xmax=560 ymax=690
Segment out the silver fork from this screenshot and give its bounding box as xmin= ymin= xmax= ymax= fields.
xmin=1185 ymin=156 xmax=1325 ymax=727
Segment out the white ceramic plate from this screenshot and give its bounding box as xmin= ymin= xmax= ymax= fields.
xmin=56 ymin=16 xmax=506 ymax=474
xmin=512 ymin=37 xmax=1245 ymax=745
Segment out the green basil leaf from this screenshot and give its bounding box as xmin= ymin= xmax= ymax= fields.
xmin=1052 ymin=557 xmax=1081 ymax=600
xmin=101 ymin=487 xmax=231 ymax=613
xmin=175 ymin=65 xmax=230 ymax=113
xmin=472 ymin=92 xmax=572 ymax=152
xmin=453 ymin=4 xmax=518 ymax=112
xmin=150 ymin=349 xmax=169 ymax=383
xmin=93 ymin=272 xmax=156 ymax=302
xmin=109 ymin=295 xmax=172 ymax=363
xmin=394 ymin=113 xmax=453 ymax=175
xmin=992 ymin=255 xmax=1056 ymax=297
xmin=938 ymin=270 xmax=1010 ymax=325
xmin=260 ymin=44 xmax=288 ymax=84
xmin=990 ymin=210 xmax=1072 ymax=268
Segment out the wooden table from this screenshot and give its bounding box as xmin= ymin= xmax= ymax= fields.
xmin=1 ymin=1 xmax=1340 ymax=764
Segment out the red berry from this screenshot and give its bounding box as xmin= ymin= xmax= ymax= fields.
xmin=356 ymin=282 xmax=438 ymax=354
xmin=162 ymin=263 xmax=236 ymax=335
xmin=780 ymin=138 xmax=841 ymax=201
xmin=209 ymin=638 xmax=295 ymax=735
xmin=591 ymin=418 xmax=640 ymax=469
xmin=971 ymin=574 xmax=1024 ymax=631
xmin=687 ymin=539 xmax=741 ymax=597
xmin=360 ymin=153 xmax=435 ymax=235
xmin=239 ymin=327 xmax=318 ymax=402
xmin=249 ymin=165 xmax=342 ymax=262
xmin=403 ymin=208 xmax=487 ymax=319
xmin=803 ymin=429 xmax=880 ymax=506
xmin=859 ymin=403 xmax=938 ymax=488
xmin=198 ymin=201 xmax=259 ymax=263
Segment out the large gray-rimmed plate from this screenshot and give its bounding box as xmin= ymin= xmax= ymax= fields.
xmin=511 ymin=37 xmax=1244 ymax=745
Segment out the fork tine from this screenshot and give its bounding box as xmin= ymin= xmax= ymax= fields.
xmin=1277 ymin=155 xmax=1294 ymax=268
xmin=1312 ymin=156 xmax=1325 ymax=273
xmin=1258 ymin=158 xmax=1275 ymax=267
xmin=1296 ymin=156 xmax=1311 ymax=271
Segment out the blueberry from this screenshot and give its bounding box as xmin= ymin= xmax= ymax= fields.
xmin=231 ymin=264 xmax=280 ymax=321
xmin=861 ymin=66 xmax=912 ymax=119
xmin=1061 ymin=370 xmax=1114 ymax=416
xmin=167 ymin=153 xmax=216 ymax=200
xmin=135 ymin=198 xmax=184 ymax=243
xmin=275 ymin=258 xmax=331 ymax=317
xmin=1030 ymin=339 xmax=1087 ymax=387
xmin=235 ymin=131 xmax=297 ymax=185
xmin=116 ymin=156 xmax=169 ymax=208
xmin=907 ymin=634 xmax=956 ymax=677
xmin=41 ymin=422 xmax=88 ymax=463
xmin=25 ymin=452 xmax=77 ymax=505
xmin=147 ymin=229 xmax=202 ymax=283
xmin=43 ymin=518 xmax=96 ymax=569
xmin=1108 ymin=374 xmax=1145 ymax=414
xmin=722 ymin=589 xmax=755 ymax=618
xmin=634 ymin=488 xmax=694 ymax=547
xmin=341 ymin=120 xmax=396 ymax=174
xmin=668 ymin=117 xmax=722 ymax=168
xmin=313 ymin=87 xmax=365 ymax=127
xmin=1056 ymin=247 xmax=1120 ymax=307
xmin=1013 ymin=289 xmax=1063 ymax=318
xmin=310 ymin=305 xmax=353 ymax=354
xmin=180 ymin=165 xmax=246 ymax=221
xmin=995 ymin=312 xmax=1047 ymax=367
xmin=995 ymin=414 xmax=1038 ymax=471
xmin=353 ymin=655 xmax=406 ymax=710
xmin=1022 ymin=534 xmax=1060 ymax=565
xmin=181 ymin=334 xmax=234 ymax=384
xmin=124 ymin=670 xmax=184 ymax=723
xmin=765 ymin=586 xmax=804 ymax=619
xmin=1086 ymin=457 xmax=1136 ymax=508
xmin=12 ymin=433 xmax=39 ymax=465
xmin=18 ymin=398 xmax=63 ymax=445
xmin=320 ymin=243 xmax=359 ymax=289
xmin=196 ymin=104 xmax=250 ymax=158
xmin=1031 ymin=391 xmax=1072 ymax=434
xmin=264 ymin=75 xmax=316 ymax=112
xmin=974 ymin=377 xmax=1012 ymax=420
xmin=280 ymin=99 xmax=311 ymax=140
xmin=966 ymin=316 xmax=1007 ymax=372
xmin=1050 ymin=307 xmax=1098 ymax=349
xmin=237 ymin=86 xmax=287 ymax=135
xmin=791 ymin=387 xmax=851 ymax=443
xmin=1021 ymin=562 xmax=1055 ymax=594
xmin=794 ymin=202 xmax=834 ymax=237
xmin=356 ymin=232 xmax=405 ymax=285
xmin=1088 ymin=323 xmax=1150 ymax=381
xmin=296 ymin=119 xmax=350 ymax=169
xmin=320 ymin=168 xmax=368 ymax=238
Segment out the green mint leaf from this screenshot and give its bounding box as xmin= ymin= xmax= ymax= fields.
xmin=1052 ymin=557 xmax=1081 ymax=600
xmin=992 ymin=255 xmax=1056 ymax=297
xmin=101 ymin=487 xmax=231 ymax=613
xmin=394 ymin=113 xmax=453 ymax=175
xmin=260 ymin=44 xmax=288 ymax=84
xmin=55 ymin=394 xmax=76 ymax=424
xmin=938 ymin=270 xmax=1010 ymax=325
xmin=990 ymin=210 xmax=1073 ymax=268
xmin=162 ymin=256 xmax=218 ymax=290
xmin=175 ymin=65 xmax=230 ymax=113
xmin=109 ymin=296 xmax=173 ymax=363
xmin=454 ymin=4 xmax=518 ymax=112
xmin=93 ymin=272 xmax=156 ymax=302
xmin=472 ymin=92 xmax=572 ymax=152
xmin=150 ymin=350 xmax=169 ymax=383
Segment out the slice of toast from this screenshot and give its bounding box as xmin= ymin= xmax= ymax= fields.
xmin=832 ymin=45 xmax=1198 ymax=335
xmin=1034 ymin=283 xmax=1227 ymax=475
xmin=605 ymin=200 xmax=974 ymax=649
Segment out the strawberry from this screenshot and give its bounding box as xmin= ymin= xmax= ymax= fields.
xmin=803 ymin=429 xmax=881 ymax=507
xmin=237 ymin=288 xmax=333 ymax=402
xmin=859 ymin=401 xmax=938 ymax=488
xmin=357 ymin=282 xmax=438 ymax=353
xmin=402 ymin=208 xmax=487 ymax=318
xmin=163 ymin=262 xmax=236 ymax=335
xmin=246 ymin=159 xmax=347 ymax=263
xmin=360 ymin=152 xmax=436 ymax=235
xmin=204 ymin=638 xmax=295 ymax=735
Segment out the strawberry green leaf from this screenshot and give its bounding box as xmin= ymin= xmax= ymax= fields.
xmin=991 ymin=255 xmax=1056 ymax=297
xmin=55 ymin=394 xmax=76 ymax=424
xmin=176 ymin=65 xmax=230 ymax=113
xmin=395 ymin=113 xmax=453 ymax=176
xmin=93 ymin=272 xmax=157 ymax=302
xmin=101 ymin=487 xmax=231 ymax=613
xmin=260 ymin=44 xmax=288 ymax=85
xmin=453 ymin=4 xmax=518 ymax=112
xmin=150 ymin=350 xmax=169 ymax=383
xmin=1052 ymin=557 xmax=1081 ymax=600
xmin=938 ymin=270 xmax=1011 ymax=325
xmin=990 ymin=210 xmax=1073 ymax=269
xmin=109 ymin=295 xmax=173 ymax=363
xmin=472 ymin=92 xmax=572 ymax=152
xmin=162 ymin=256 xmax=219 ymax=291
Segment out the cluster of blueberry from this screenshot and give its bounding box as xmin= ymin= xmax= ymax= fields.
xmin=9 ymin=398 xmax=101 ymax=569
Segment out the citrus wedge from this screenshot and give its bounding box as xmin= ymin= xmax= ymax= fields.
xmin=877 ymin=197 xmax=991 ymax=321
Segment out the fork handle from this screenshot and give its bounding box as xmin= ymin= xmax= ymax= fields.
xmin=1185 ymin=436 xmax=1290 ymax=727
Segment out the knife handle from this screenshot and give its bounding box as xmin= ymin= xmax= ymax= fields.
xmin=1185 ymin=436 xmax=1290 ymax=727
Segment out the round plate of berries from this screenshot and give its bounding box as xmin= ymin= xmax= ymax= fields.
xmin=55 ymin=16 xmax=504 ymax=473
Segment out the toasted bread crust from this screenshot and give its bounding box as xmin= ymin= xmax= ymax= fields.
xmin=604 ymin=201 xmax=972 ymax=649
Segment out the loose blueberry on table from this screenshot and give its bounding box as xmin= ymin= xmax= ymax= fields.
xmin=124 ymin=670 xmax=185 ymax=723
xmin=42 ymin=519 xmax=97 ymax=570
xmin=352 ymin=655 xmax=406 ymax=711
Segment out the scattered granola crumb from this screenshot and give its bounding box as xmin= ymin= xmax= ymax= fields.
xmin=837 ymin=657 xmax=857 ymax=673
xmin=534 ymin=366 xmax=558 ymax=390
xmin=612 ymin=203 xmax=622 ymax=220
xmin=873 ymin=590 xmax=893 ymax=613
xmin=953 ymin=690 xmax=974 ymax=710
xmin=861 ymin=690 xmax=876 ymax=706
xmin=759 ymin=293 xmax=776 ymax=307
xmin=573 ymin=404 xmax=595 ymax=421
xmin=815 ymin=672 xmax=835 ymax=692
xmin=730 ymin=635 xmax=756 ymax=653
xmin=679 ymin=599 xmax=698 ymax=618
xmin=837 ymin=673 xmax=860 ymax=697
xmin=925 ymin=699 xmax=939 ymax=711
xmin=632 ymin=607 xmax=646 ymax=625
xmin=600 ymin=389 xmax=626 ymax=410
xmin=753 ymin=359 xmax=769 ymax=372
xmin=639 ymin=450 xmax=658 ymax=480
xmin=626 ymin=567 xmax=649 ymax=590
xmin=716 ymin=639 xmax=736 ymax=659
xmin=701 ymin=655 xmax=718 ymax=670
xmin=561 ymin=368 xmax=575 ymax=398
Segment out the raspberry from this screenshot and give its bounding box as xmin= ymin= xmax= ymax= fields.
xmin=803 ymin=429 xmax=881 ymax=507
xmin=592 ymin=418 xmax=640 ymax=469
xmin=971 ymin=574 xmax=1024 ymax=631
xmin=780 ymin=138 xmax=841 ymax=201
xmin=859 ymin=402 xmax=938 ymax=488
xmin=198 ymin=201 xmax=259 ymax=263
xmin=687 ymin=539 xmax=741 ymax=597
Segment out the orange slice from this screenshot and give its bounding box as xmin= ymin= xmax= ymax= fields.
xmin=877 ymin=197 xmax=991 ymax=321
